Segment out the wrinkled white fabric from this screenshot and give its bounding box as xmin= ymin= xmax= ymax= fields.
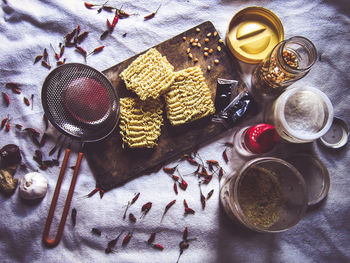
xmin=0 ymin=0 xmax=349 ymax=262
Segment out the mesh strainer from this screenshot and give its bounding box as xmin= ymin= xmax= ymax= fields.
xmin=41 ymin=63 xmax=120 ymax=247
xmin=42 ymin=63 xmax=119 ymax=141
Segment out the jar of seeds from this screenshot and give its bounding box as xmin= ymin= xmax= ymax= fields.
xmin=252 ymin=36 xmax=317 ymax=95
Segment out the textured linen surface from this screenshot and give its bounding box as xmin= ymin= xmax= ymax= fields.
xmin=1 ymin=0 xmax=349 ymax=262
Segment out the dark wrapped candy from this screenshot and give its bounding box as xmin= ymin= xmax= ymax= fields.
xmin=214 ymin=79 xmax=238 ymax=112
xmin=213 ymin=92 xmax=257 ymax=127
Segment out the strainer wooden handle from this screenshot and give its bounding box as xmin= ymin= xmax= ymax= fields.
xmin=43 ymin=149 xmax=84 ymax=247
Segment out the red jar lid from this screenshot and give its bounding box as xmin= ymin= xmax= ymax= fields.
xmin=244 ymin=124 xmax=279 ymax=153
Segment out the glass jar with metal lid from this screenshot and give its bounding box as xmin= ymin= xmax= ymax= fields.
xmin=252 ymin=36 xmax=317 ymax=95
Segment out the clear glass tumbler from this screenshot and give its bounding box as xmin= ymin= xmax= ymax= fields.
xmin=252 ymin=36 xmax=317 ymax=95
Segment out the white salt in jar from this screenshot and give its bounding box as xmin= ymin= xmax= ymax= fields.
xmin=264 ymin=86 xmax=333 ymax=143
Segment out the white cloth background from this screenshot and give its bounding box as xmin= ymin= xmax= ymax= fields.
xmin=1 ymin=0 xmax=349 ymax=262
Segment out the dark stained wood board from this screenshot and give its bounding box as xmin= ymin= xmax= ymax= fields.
xmin=86 ymin=21 xmax=241 ymax=190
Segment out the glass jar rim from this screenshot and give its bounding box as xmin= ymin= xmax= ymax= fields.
xmin=278 ymin=36 xmax=318 ymax=73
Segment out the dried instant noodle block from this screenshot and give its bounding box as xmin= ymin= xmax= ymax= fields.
xmin=119 ymin=97 xmax=164 ymax=148
xmin=165 ymin=66 xmax=215 ymax=126
xmin=119 ymin=48 xmax=175 ymax=101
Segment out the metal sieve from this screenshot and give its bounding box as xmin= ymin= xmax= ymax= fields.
xmin=42 ymin=63 xmax=120 ymax=142
xmin=41 ymin=63 xmax=120 ymax=247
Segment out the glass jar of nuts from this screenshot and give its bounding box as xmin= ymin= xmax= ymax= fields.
xmin=252 ymin=36 xmax=317 ymax=96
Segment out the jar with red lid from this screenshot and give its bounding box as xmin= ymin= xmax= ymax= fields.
xmin=233 ymin=123 xmax=279 ymax=156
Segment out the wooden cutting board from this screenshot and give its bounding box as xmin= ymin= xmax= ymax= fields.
xmin=86 ymin=21 xmax=241 ymax=190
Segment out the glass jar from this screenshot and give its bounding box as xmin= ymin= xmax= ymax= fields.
xmin=220 ymin=157 xmax=307 ymax=233
xmin=252 ymin=36 xmax=317 ymax=95
xmin=264 ymin=86 xmax=333 ymax=143
xmin=233 ymin=124 xmax=279 ymax=157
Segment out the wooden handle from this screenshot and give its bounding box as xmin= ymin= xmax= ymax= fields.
xmin=43 ymin=150 xmax=84 ymax=247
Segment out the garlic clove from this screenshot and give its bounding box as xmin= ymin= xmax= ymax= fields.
xmin=19 ymin=172 xmax=48 ymax=200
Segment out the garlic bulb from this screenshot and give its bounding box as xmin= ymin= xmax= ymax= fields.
xmin=19 ymin=172 xmax=48 ymax=200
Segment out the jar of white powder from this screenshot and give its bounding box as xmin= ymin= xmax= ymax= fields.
xmin=264 ymin=86 xmax=333 ymax=143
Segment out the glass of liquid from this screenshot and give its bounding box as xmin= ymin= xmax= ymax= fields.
xmin=264 ymin=86 xmax=333 ymax=143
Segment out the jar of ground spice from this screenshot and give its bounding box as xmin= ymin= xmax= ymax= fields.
xmin=252 ymin=36 xmax=317 ymax=95
xmin=220 ymin=157 xmax=307 ymax=232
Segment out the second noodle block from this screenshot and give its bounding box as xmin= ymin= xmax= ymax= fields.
xmin=165 ymin=66 xmax=215 ymax=126
xmin=119 ymin=97 xmax=164 ymax=148
xmin=119 ymin=48 xmax=175 ymax=101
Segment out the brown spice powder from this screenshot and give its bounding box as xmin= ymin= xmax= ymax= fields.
xmin=239 ymin=166 xmax=282 ymax=228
